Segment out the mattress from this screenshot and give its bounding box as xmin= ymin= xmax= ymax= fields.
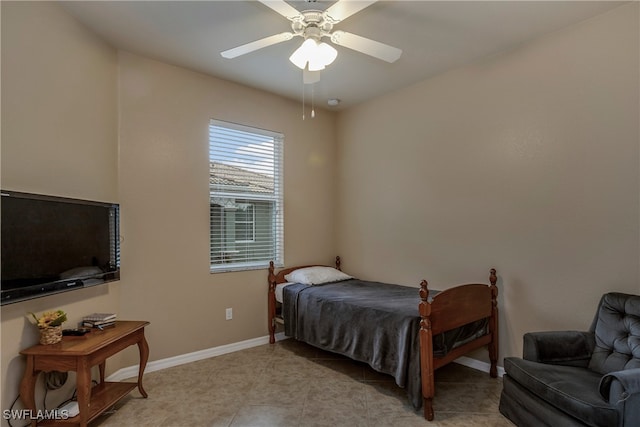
xmin=275 ymin=282 xmax=292 ymax=303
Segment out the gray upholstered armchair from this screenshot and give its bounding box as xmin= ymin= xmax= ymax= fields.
xmin=500 ymin=292 xmax=640 ymax=427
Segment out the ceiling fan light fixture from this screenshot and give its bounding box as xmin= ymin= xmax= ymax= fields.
xmin=317 ymin=41 xmax=338 ymax=65
xmin=289 ymin=38 xmax=316 ymax=69
xmin=308 ymin=54 xmax=327 ymax=71
xmin=289 ymin=38 xmax=338 ymax=71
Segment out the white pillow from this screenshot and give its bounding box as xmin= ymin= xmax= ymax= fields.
xmin=284 ymin=266 xmax=352 ymax=285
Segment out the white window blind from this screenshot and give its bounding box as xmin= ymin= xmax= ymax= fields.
xmin=209 ymin=119 xmax=284 ymax=272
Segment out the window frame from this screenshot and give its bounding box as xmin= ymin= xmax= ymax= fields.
xmin=208 ymin=119 xmax=284 ymax=273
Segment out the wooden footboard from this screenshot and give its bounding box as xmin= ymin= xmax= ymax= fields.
xmin=419 ymin=268 xmax=498 ymax=420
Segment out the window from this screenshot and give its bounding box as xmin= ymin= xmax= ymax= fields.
xmin=209 ymin=120 xmax=283 ymax=272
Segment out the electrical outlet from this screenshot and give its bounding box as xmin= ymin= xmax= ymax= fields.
xmin=225 ymin=308 xmax=233 ymax=320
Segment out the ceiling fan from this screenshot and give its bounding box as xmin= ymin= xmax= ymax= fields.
xmin=221 ymin=0 xmax=402 ymax=76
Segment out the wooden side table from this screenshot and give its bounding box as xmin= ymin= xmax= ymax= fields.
xmin=19 ymin=320 xmax=150 ymax=427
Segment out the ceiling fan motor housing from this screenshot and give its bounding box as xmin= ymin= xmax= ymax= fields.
xmin=292 ymin=10 xmax=334 ymax=40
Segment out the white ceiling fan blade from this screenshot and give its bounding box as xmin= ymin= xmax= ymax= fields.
xmin=330 ymin=31 xmax=402 ymax=63
xmin=221 ymin=32 xmax=294 ymax=59
xmin=324 ymin=0 xmax=377 ymax=24
xmin=258 ymin=0 xmax=303 ymax=21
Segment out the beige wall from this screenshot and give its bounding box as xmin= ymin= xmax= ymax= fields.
xmin=336 ymin=3 xmax=640 ymax=361
xmin=1 ymin=1 xmax=119 ymax=419
xmin=116 ymin=51 xmax=337 ymax=365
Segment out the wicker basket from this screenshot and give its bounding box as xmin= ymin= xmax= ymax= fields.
xmin=39 ymin=326 xmax=63 ymax=345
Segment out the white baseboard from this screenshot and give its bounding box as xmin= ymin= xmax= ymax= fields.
xmin=107 ymin=332 xmax=503 ymax=381
xmin=107 ymin=332 xmax=286 ymax=382
xmin=454 ymin=355 xmax=505 ymax=377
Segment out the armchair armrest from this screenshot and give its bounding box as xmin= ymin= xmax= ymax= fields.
xmin=523 ymin=331 xmax=595 ymax=367
xmin=599 ymin=368 xmax=640 ymax=403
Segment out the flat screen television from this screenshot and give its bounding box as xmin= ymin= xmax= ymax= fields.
xmin=1 ymin=190 xmax=120 ymax=305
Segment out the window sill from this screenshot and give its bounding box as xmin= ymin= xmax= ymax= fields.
xmin=210 ymin=261 xmax=283 ymax=274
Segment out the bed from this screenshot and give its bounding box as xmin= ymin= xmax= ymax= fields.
xmin=267 ymin=257 xmax=498 ymax=421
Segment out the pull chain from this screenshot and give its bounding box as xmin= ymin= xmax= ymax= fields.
xmin=311 ymin=84 xmax=315 ymax=118
xmin=302 ymin=78 xmax=306 ymax=120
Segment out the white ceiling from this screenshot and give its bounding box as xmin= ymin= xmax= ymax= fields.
xmin=60 ymin=1 xmax=625 ymax=110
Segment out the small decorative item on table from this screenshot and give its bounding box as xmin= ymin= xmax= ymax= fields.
xmin=29 ymin=310 xmax=67 ymax=345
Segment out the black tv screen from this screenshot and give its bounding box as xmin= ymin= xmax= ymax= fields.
xmin=1 ymin=190 xmax=120 ymax=305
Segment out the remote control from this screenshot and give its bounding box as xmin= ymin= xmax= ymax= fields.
xmin=62 ymin=328 xmax=90 ymax=336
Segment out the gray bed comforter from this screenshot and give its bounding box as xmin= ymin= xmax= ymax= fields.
xmin=282 ymin=278 xmax=488 ymax=409
xmin=283 ymin=279 xmax=428 ymax=408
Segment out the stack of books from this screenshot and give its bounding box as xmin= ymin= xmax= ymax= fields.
xmin=82 ymin=313 xmax=117 ymax=329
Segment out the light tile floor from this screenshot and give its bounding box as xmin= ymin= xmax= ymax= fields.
xmin=93 ymin=339 xmax=514 ymax=426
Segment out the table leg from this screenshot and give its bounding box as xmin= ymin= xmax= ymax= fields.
xmin=99 ymin=361 xmax=106 ymax=384
xmin=136 ymin=335 xmax=149 ymax=398
xmin=19 ymin=356 xmax=38 ymax=427
xmin=76 ymin=358 xmax=92 ymax=427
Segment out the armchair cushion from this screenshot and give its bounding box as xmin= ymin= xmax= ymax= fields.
xmin=524 ymin=331 xmax=595 ymax=367
xmin=504 ymin=357 xmax=617 ymax=427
